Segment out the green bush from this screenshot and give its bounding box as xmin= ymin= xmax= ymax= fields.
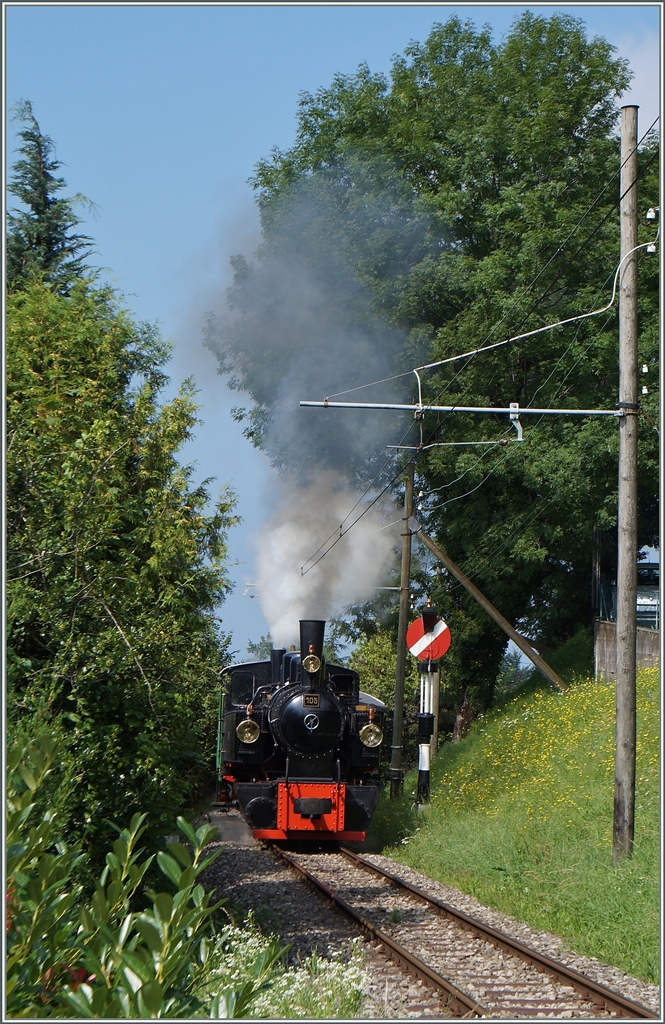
xmin=6 ymin=734 xmax=283 ymax=1018
xmin=7 ymin=280 xmax=238 ymax=868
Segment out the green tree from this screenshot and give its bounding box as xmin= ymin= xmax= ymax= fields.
xmin=350 ymin=628 xmax=418 ymax=708
xmin=207 ymin=13 xmax=659 ymax=715
xmin=7 ymin=278 xmax=238 ymax=862
xmin=246 ymin=634 xmax=274 ymax=659
xmin=7 ymin=100 xmax=95 ymax=293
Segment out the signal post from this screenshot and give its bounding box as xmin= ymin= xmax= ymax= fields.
xmin=407 ymin=602 xmax=451 ymax=803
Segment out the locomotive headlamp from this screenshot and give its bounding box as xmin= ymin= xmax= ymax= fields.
xmin=300 ymin=625 xmax=324 ymax=675
xmin=359 ymin=722 xmax=383 ymax=748
xmin=236 ymin=718 xmax=260 ymax=744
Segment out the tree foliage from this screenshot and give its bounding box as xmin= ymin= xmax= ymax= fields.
xmin=6 ymin=733 xmax=283 ymax=1018
xmin=208 ymin=13 xmax=659 ymax=713
xmin=7 ymin=100 xmax=95 ymax=294
xmin=7 ymin=277 xmax=238 ymax=859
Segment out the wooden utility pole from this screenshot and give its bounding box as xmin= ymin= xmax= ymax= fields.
xmin=390 ymin=461 xmax=414 ymax=798
xmin=414 ymin=524 xmax=567 ymax=692
xmin=614 ymin=104 xmax=639 ymax=865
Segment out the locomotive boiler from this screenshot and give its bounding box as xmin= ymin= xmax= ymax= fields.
xmin=216 ymin=619 xmax=387 ymax=841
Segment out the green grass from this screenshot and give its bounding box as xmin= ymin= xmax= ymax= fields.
xmin=366 ymin=667 xmax=660 ymax=983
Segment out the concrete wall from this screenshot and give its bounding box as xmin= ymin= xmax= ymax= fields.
xmin=594 ymin=619 xmax=660 ymax=680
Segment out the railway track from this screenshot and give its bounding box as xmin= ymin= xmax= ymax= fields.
xmin=270 ymin=844 xmax=658 ymax=1019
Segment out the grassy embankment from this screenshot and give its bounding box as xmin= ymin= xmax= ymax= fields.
xmin=367 ymin=665 xmax=660 ymax=983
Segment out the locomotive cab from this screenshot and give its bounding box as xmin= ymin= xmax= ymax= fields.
xmin=216 ymin=619 xmax=386 ymax=841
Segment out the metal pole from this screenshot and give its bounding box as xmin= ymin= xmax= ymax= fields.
xmin=614 ymin=104 xmax=639 ymax=865
xmin=417 ymin=666 xmax=432 ymax=803
xmin=390 ymin=461 xmax=414 ymax=798
xmin=430 ymin=665 xmax=440 ymax=758
xmin=413 ymin=524 xmax=567 ymax=692
xmin=301 ymin=400 xmax=621 ymax=417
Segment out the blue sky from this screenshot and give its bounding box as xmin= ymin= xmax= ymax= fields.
xmin=5 ymin=3 xmax=661 ymax=657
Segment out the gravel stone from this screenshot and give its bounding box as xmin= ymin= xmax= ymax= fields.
xmin=197 ymin=812 xmax=659 ymax=1018
xmin=363 ymin=853 xmax=660 ymax=1015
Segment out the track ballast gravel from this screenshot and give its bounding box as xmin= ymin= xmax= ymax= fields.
xmin=199 ymin=818 xmax=659 ymax=1019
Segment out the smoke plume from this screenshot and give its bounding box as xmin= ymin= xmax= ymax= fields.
xmin=204 ymin=164 xmax=431 ymax=638
xmin=255 ymin=473 xmax=399 ymax=646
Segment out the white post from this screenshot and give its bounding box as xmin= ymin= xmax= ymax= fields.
xmin=430 ymin=667 xmax=440 ymax=759
xmin=417 ymin=663 xmax=436 ymax=802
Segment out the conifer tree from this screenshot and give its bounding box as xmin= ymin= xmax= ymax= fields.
xmin=6 ymin=100 xmax=94 ymax=293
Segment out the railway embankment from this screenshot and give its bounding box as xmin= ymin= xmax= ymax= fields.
xmin=367 ymin=665 xmax=660 ymax=986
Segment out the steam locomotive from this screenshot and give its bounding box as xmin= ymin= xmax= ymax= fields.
xmin=216 ymin=619 xmax=387 ymax=841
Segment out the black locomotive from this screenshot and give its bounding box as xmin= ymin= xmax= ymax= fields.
xmin=216 ymin=619 xmax=387 ymax=841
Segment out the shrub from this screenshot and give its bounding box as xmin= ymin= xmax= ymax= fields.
xmin=7 ymin=280 xmax=238 ymax=868
xmin=6 ymin=733 xmax=283 ymax=1017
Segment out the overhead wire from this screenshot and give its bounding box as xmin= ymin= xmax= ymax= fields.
xmin=325 ymin=115 xmax=659 ymax=404
xmin=300 ymin=461 xmax=406 ymax=576
xmin=299 ymin=408 xmax=421 ymax=573
xmin=299 ymin=117 xmax=660 ymax=573
xmin=521 ymin=229 xmax=658 ymax=415
xmin=417 ymin=303 xmax=622 ymax=559
xmin=425 ymin=442 xmax=519 ymax=511
xmin=408 ymin=252 xmax=657 ymax=567
xmin=415 ymin=157 xmax=659 ymax=459
xmin=411 ymin=132 xmax=660 ymax=580
xmin=418 ymin=290 xmax=636 ymax=585
xmin=423 ymin=493 xmax=551 ymax=578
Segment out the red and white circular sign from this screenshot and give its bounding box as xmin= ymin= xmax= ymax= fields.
xmin=406 ymin=615 xmax=451 ymax=661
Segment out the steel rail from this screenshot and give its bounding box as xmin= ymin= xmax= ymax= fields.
xmin=271 ymin=845 xmax=486 ymax=1017
xmin=340 ymin=847 xmax=659 ymax=1020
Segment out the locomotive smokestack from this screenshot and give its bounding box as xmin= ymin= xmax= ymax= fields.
xmin=300 ymin=619 xmax=325 ymax=678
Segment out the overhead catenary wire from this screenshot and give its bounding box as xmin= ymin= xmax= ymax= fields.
xmin=506 ymin=224 xmax=655 ymax=418
xmin=303 ymin=306 xmax=614 ymax=574
xmin=413 ymin=121 xmax=659 ymax=679
xmin=410 ymin=146 xmax=658 ymax=551
xmin=420 ymin=301 xmax=636 ymax=579
xmin=300 ymin=251 xmax=640 ymax=575
xmin=306 ymin=251 xmax=644 ymax=489
xmin=300 ymin=463 xmax=405 ymax=576
xmin=298 ymin=412 xmax=420 ymax=572
xmin=514 ymin=243 xmax=654 ymax=427
xmin=324 ymin=115 xmax=660 ymax=406
xmin=298 ymin=123 xmax=660 ymax=574
xmin=330 ymin=116 xmax=660 ymax=465
xmin=419 ymin=494 xmax=552 ymax=584
xmin=420 ymin=310 xmax=619 ymax=529
xmin=413 ymin=205 xmax=659 ymax=446
xmin=425 ymin=444 xmax=519 ymax=511
xmin=300 ymin=230 xmax=657 ymax=505
xmin=426 ymin=431 xmax=512 ymax=494
xmin=312 ymin=234 xmax=659 ymax=415
xmin=422 ymin=497 xmax=555 ymax=602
